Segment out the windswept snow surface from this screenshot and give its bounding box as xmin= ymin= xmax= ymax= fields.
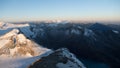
xmin=0 ymin=50 xmax=52 ymax=68
xmin=0 ymin=43 xmax=52 ymax=68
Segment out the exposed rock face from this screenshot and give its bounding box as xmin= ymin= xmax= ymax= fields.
xmin=29 ymin=48 xmax=86 ymax=68
xmin=0 ymin=29 xmax=49 ymax=57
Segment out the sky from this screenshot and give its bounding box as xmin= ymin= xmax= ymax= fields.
xmin=0 ymin=0 xmax=120 ymax=22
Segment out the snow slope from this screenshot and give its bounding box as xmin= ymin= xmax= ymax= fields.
xmin=0 ymin=51 xmax=52 ymax=68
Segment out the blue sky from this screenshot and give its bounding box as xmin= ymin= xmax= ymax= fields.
xmin=0 ymin=0 xmax=120 ymax=22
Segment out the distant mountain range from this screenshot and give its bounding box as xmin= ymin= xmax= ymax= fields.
xmin=28 ymin=22 xmax=120 ymax=68
xmin=0 ymin=21 xmax=120 ymax=68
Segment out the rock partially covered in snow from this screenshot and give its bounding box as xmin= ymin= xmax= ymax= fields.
xmin=71 ymin=29 xmax=81 ymax=35
xmin=84 ymin=28 xmax=95 ymax=37
xmin=29 ymin=48 xmax=86 ymax=68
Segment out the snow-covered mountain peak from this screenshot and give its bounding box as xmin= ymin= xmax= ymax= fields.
xmin=0 ymin=28 xmax=52 ymax=68
xmin=84 ymin=28 xmax=95 ymax=37
xmin=0 ymin=29 xmax=50 ymax=57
